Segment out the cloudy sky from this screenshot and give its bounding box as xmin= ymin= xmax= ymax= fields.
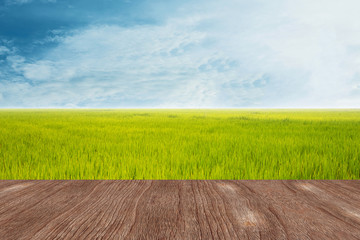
xmin=0 ymin=0 xmax=360 ymax=108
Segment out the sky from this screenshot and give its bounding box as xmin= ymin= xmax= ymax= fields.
xmin=0 ymin=0 xmax=360 ymax=108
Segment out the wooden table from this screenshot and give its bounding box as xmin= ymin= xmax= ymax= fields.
xmin=1 ymin=180 xmax=360 ymax=239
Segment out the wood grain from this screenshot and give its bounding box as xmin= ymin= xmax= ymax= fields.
xmin=1 ymin=180 xmax=360 ymax=239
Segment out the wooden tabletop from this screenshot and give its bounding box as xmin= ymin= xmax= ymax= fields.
xmin=1 ymin=180 xmax=360 ymax=240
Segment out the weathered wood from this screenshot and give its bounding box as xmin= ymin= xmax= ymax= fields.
xmin=0 ymin=180 xmax=360 ymax=239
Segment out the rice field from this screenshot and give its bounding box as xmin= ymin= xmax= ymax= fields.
xmin=0 ymin=109 xmax=359 ymax=179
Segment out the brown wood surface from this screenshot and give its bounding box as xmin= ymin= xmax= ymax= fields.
xmin=1 ymin=180 xmax=360 ymax=240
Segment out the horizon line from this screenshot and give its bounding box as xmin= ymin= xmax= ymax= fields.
xmin=0 ymin=107 xmax=360 ymax=110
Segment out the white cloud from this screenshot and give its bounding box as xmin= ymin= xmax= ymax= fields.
xmin=7 ymin=55 xmax=25 ymax=71
xmin=2 ymin=0 xmax=360 ymax=107
xmin=0 ymin=46 xmax=10 ymax=55
xmin=22 ymin=61 xmax=54 ymax=81
xmin=204 ymin=0 xmax=360 ymax=107
xmin=11 ymin=17 xmax=262 ymax=107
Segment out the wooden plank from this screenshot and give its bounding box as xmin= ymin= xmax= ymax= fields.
xmin=0 ymin=180 xmax=360 ymax=239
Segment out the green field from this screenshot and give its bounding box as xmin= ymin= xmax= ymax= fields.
xmin=0 ymin=109 xmax=359 ymax=179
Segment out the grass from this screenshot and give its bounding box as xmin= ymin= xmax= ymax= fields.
xmin=0 ymin=109 xmax=359 ymax=179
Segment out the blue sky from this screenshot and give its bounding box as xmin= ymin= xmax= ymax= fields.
xmin=1 ymin=0 xmax=360 ymax=108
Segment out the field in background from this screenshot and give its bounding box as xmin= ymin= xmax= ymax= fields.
xmin=0 ymin=109 xmax=359 ymax=179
